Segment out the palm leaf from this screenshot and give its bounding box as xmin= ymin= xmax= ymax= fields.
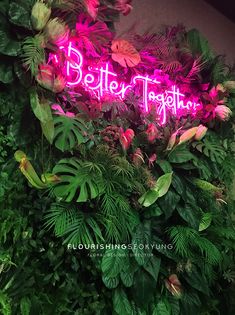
xmin=21 ymin=36 xmax=45 ymax=75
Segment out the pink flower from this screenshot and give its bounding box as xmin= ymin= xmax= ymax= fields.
xmin=148 ymin=153 xmax=157 ymax=167
xmin=119 ymin=128 xmax=134 ymax=150
xmin=146 ymin=123 xmax=158 ymax=143
xmin=214 ymin=105 xmax=232 ymax=121
xmin=115 ymin=0 xmax=133 ymax=16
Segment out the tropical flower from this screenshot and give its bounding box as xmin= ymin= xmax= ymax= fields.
xmin=119 ymin=128 xmax=135 ymax=150
xmin=146 ymin=123 xmax=158 ymax=143
xmin=165 ymin=274 xmax=182 ymax=298
xmin=44 ymin=18 xmax=69 ymax=46
xmin=148 ymin=153 xmax=157 ymax=167
xmin=115 ymin=0 xmax=133 ymax=16
xmin=214 ymin=105 xmax=232 ymax=121
xmin=36 ymin=64 xmax=66 ymax=93
xmin=31 ymin=0 xmax=51 ymax=31
xmin=194 ymin=124 xmax=207 ymax=140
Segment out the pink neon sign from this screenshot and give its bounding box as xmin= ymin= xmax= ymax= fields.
xmin=51 ymin=42 xmax=202 ymax=124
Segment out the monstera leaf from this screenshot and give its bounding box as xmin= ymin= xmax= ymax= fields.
xmin=111 ymin=39 xmax=141 ymax=67
xmin=53 ymin=115 xmax=92 ymax=152
xmin=53 ymin=158 xmax=103 ymax=202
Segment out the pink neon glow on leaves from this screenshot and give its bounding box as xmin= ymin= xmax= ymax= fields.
xmin=51 ymin=41 xmax=203 ymax=125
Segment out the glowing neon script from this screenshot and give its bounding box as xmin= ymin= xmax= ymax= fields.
xmin=52 ymin=42 xmax=202 ymax=124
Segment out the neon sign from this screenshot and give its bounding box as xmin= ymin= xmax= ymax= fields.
xmin=51 ymin=41 xmax=202 ymax=124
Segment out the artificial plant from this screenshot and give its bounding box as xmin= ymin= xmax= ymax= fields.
xmin=0 ymin=0 xmax=235 ymax=314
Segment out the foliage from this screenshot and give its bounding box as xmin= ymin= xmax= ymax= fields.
xmin=0 ymin=0 xmax=235 ymax=314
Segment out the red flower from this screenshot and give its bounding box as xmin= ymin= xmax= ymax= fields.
xmin=119 ymin=128 xmax=134 ymax=150
xmin=146 ymin=123 xmax=158 ymax=143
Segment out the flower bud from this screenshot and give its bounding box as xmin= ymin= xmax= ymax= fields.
xmin=214 ymin=105 xmax=232 ymax=121
xmin=31 ymin=1 xmax=51 ymax=31
xmin=178 ymin=127 xmax=198 ymax=145
xmin=194 ymin=124 xmax=207 ymax=141
xmin=45 ymin=18 xmax=69 ymax=46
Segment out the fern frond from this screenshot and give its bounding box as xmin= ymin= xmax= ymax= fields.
xmin=168 ymin=226 xmax=222 ymax=265
xmin=21 ymin=36 xmax=45 ymax=75
xmin=44 ymin=202 xmax=104 ymax=245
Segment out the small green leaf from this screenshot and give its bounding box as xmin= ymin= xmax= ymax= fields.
xmin=154 ymin=172 xmax=173 ymax=198
xmin=199 ymin=212 xmax=212 ymax=231
xmin=20 ymin=296 xmax=31 ymax=315
xmin=0 ymin=62 xmax=14 ymax=84
xmin=102 ymin=274 xmax=119 ymax=289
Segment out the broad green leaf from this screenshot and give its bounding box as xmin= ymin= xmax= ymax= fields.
xmin=101 ymin=248 xmax=127 ymax=278
xmin=144 ymin=205 xmax=162 ymax=219
xmin=154 ymin=172 xmax=173 ymax=197
xmin=113 ymin=288 xmax=132 ymax=315
xmin=54 ymin=115 xmax=91 ymax=152
xmin=139 ymin=173 xmax=173 ymax=207
xmin=8 ymin=1 xmax=32 ymax=30
xmin=184 ymin=267 xmax=210 ymax=295
xmin=41 ymin=119 xmax=54 ymax=144
xmin=120 ymin=270 xmax=134 ymax=287
xmin=143 ymin=256 xmax=161 ymax=282
xmin=53 ymin=158 xmax=103 ymax=202
xmin=138 ymin=190 xmax=159 ymax=207
xmin=30 ymin=91 xmax=51 ymax=123
xmin=168 ymin=145 xmax=195 ymax=163
xmin=131 ymin=223 xmax=152 ymax=266
xmin=153 ymin=300 xmax=171 ymax=315
xmin=0 ymin=13 xmax=21 ymax=56
xmin=0 ymin=62 xmax=14 ymax=84
xmin=158 ymin=190 xmax=180 ymax=220
xmin=177 ymin=204 xmax=201 ymax=230
xmin=102 ymin=274 xmax=119 ymax=289
xmin=157 ymin=160 xmax=172 ymax=173
xmin=133 ymin=269 xmax=156 ymax=307
xmin=199 ymin=212 xmax=212 ymax=231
